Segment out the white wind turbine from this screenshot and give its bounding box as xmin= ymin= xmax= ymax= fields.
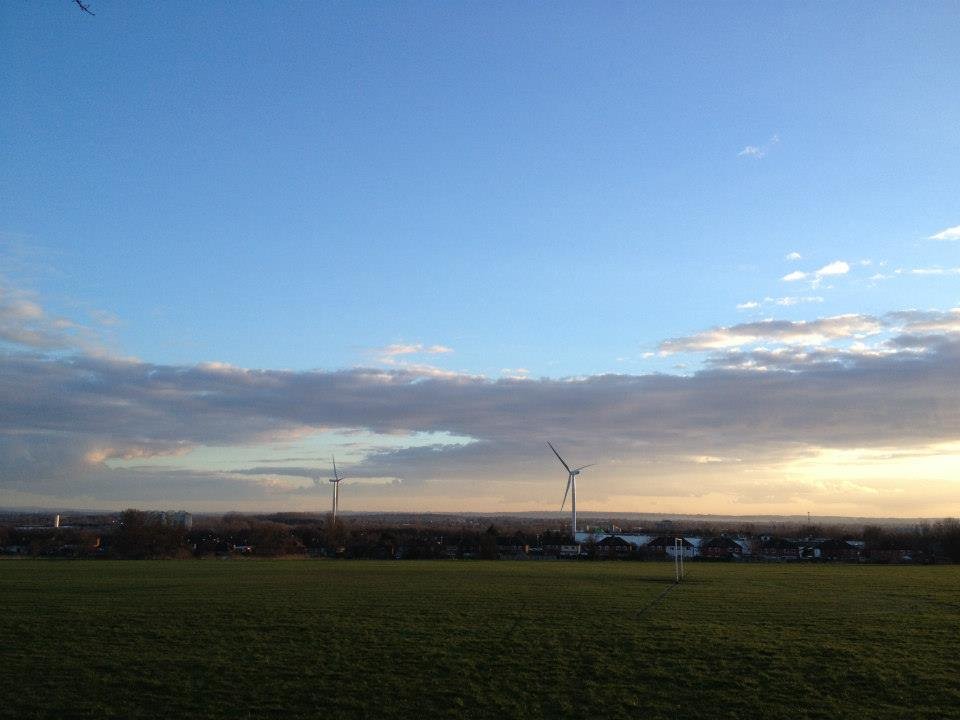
xmin=328 ymin=456 xmax=346 ymax=524
xmin=547 ymin=442 xmax=594 ymax=540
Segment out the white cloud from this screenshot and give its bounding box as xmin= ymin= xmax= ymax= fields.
xmin=500 ymin=367 xmax=530 ymax=379
xmin=906 ymin=267 xmax=960 ymax=276
xmin=782 ymin=260 xmax=849 ymax=285
xmin=379 ymin=343 xmax=453 ymax=357
xmin=372 ymin=342 xmax=462 ymax=378
xmin=815 ymin=260 xmax=850 ymax=277
xmin=772 ymin=296 xmax=823 ymax=306
xmin=928 ymin=225 xmax=960 ymax=241
xmin=785 ymin=252 xmax=802 ymax=261
xmin=739 ymin=296 xmax=822 ymax=310
xmin=659 ymin=314 xmax=882 ymax=353
xmin=738 ymin=133 xmax=779 ymax=159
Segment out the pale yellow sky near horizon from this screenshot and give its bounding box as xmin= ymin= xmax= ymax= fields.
xmin=9 ymin=437 xmax=955 ymax=519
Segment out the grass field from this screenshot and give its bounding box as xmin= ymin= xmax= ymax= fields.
xmin=2 ymin=560 xmax=959 ymax=719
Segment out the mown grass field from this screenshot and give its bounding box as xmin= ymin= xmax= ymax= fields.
xmin=1 ymin=560 xmax=958 ymax=719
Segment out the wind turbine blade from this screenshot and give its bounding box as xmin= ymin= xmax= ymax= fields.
xmin=560 ymin=476 xmax=571 ymax=512
xmin=547 ymin=442 xmax=571 ymax=472
xmin=332 ymin=455 xmax=339 ymax=480
xmin=572 ymin=463 xmax=595 ymax=472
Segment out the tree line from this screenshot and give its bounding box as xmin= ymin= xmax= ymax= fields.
xmin=2 ymin=511 xmax=959 ymax=562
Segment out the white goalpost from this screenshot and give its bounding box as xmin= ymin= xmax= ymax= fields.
xmin=674 ymin=537 xmax=685 ymax=582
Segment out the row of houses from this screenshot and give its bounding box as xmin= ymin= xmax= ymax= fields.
xmin=573 ymin=532 xmax=870 ymax=561
xmin=333 ymin=533 xmax=881 ymax=561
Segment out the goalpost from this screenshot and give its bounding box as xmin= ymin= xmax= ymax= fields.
xmin=674 ymin=537 xmax=685 ymax=582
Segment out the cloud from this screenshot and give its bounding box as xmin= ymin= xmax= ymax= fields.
xmin=89 ymin=309 xmax=120 ymax=327
xmin=4 ymin=308 xmax=960 ymax=513
xmin=738 ymin=296 xmax=823 ymax=310
xmin=659 ymin=314 xmax=881 ymax=353
xmin=5 ymin=267 xmax=960 ymax=512
xmin=886 ymin=308 xmax=960 ymax=335
xmin=782 ymin=260 xmax=849 ymax=284
xmin=232 ymin=466 xmax=329 ymax=481
xmin=372 ymin=342 xmax=462 ymax=377
xmin=928 ymin=225 xmax=960 ymax=241
xmin=379 ymin=343 xmax=454 ymax=357
xmin=500 ymin=367 xmax=530 ymax=379
xmin=771 ymin=296 xmax=823 ymax=306
xmin=703 ymin=343 xmax=912 ymax=373
xmin=904 ymin=267 xmax=960 ymax=276
xmin=0 ymin=281 xmax=111 ymax=353
xmin=4 ymin=328 xmax=960 ymax=504
xmin=785 ymin=252 xmax=802 ymax=261
xmin=815 ymin=260 xmax=850 ymax=277
xmin=738 ymin=133 xmax=780 ymax=159
xmin=662 ymin=309 xmax=960 ymax=365
xmin=0 ymin=286 xmax=73 ymax=349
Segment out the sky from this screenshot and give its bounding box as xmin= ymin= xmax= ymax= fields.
xmin=1 ymin=1 xmax=959 ymax=517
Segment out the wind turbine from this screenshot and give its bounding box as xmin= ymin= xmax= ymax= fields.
xmin=328 ymin=456 xmax=346 ymax=524
xmin=547 ymin=442 xmax=594 ymax=540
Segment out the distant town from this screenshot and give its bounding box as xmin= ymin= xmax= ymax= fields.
xmin=2 ymin=510 xmax=958 ymax=564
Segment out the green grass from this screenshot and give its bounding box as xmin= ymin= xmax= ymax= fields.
xmin=1 ymin=560 xmax=958 ymax=719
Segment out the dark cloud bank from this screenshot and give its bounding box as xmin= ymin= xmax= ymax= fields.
xmin=2 ymin=316 xmax=960 ymax=505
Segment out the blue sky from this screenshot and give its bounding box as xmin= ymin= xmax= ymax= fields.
xmin=1 ymin=2 xmax=959 ymax=515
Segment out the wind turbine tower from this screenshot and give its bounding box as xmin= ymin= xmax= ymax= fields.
xmin=328 ymin=456 xmax=346 ymax=524
xmin=547 ymin=442 xmax=594 ymax=540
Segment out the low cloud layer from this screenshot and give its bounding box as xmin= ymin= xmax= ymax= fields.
xmin=3 ymin=316 xmax=960 ymax=509
xmin=3 ymin=280 xmax=960 ymax=513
